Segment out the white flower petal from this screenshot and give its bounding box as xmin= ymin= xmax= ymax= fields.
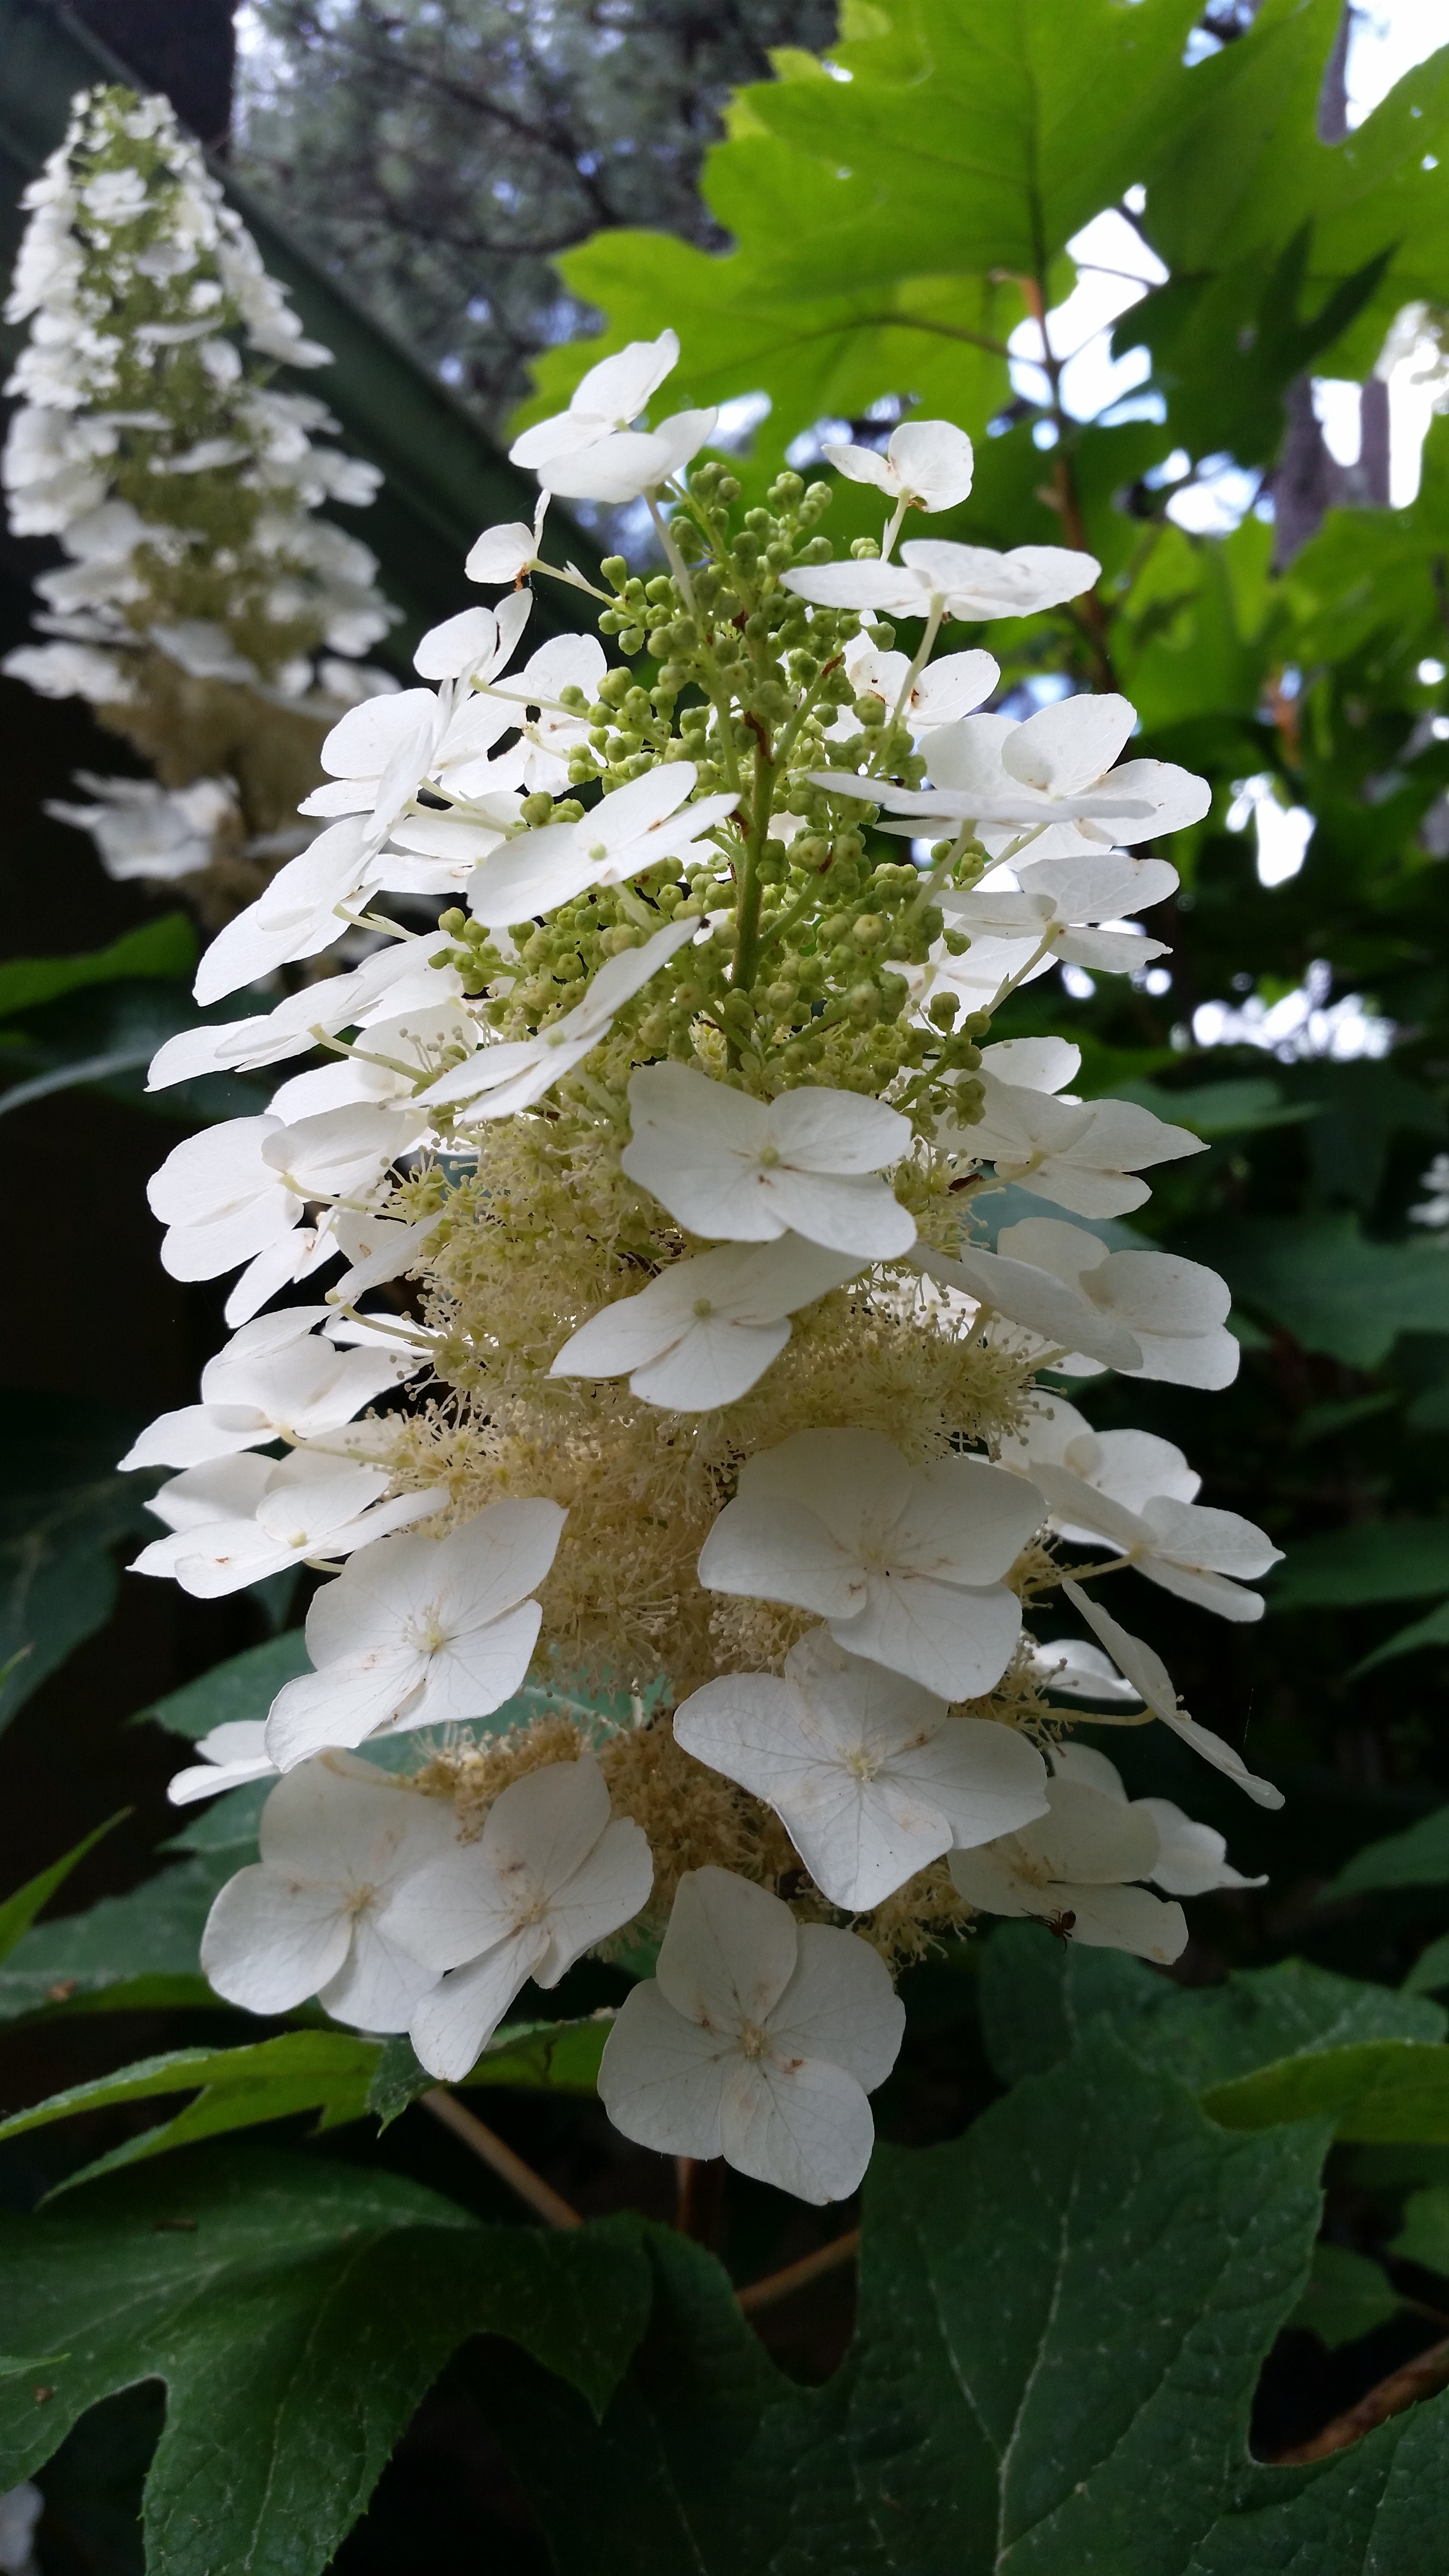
xmin=408 ymin=1928 xmax=550 ymax=2079
xmin=719 ymin=2049 xmax=877 ymax=2204
xmin=597 ymin=1978 xmax=733 ymax=2158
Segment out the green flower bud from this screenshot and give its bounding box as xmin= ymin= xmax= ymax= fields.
xmin=928 ymin=991 xmax=961 ymax=1029
xmin=520 ymin=791 xmax=555 ymax=828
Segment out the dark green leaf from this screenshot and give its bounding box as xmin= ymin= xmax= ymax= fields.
xmin=1107 ymin=1075 xmax=1319 ymax=1138
xmin=1329 ymin=1804 xmax=1449 ymax=1896
xmin=0 ymin=915 xmax=196 ymax=1022
xmin=0 ymin=1394 xmax=158 ymax=1733
xmin=0 ymin=1853 xmax=232 ymax=2026
xmin=1290 ymin=2245 xmax=1402 ymax=2350
xmin=1269 ymin=1524 xmax=1449 ymax=1612
xmin=486 ymin=2034 xmax=1329 ymax=2573
xmin=1185 ymin=2388 xmax=1449 ymax=2573
xmin=0 ymin=2032 xmax=384 ymax=2190
xmin=367 ymin=2014 xmax=615 ymax=2127
xmin=1208 ymin=1214 xmax=1449 ymax=1369
xmin=1390 ymin=2186 xmax=1449 ymax=2278
xmin=1407 ymin=1934 xmax=1449 ymax=1997
xmin=0 ymin=1812 xmax=127 ymax=1965
xmin=1353 ymin=1599 xmax=1449 ymax=1674
xmin=0 ymin=2142 xmax=650 ymax=2576
xmin=140 ymin=1632 xmax=313 ymax=1742
xmin=979 ymin=1922 xmax=1444 ymax=2090
xmin=1204 ymin=2041 xmax=1449 ymax=2140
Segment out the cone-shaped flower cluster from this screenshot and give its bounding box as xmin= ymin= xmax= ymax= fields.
xmin=101 ymin=322 xmax=1277 ymax=2205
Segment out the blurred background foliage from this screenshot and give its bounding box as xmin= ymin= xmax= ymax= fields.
xmin=10 ymin=0 xmax=1449 ymax=2553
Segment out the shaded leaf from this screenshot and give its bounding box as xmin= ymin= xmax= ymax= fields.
xmin=1353 ymin=1598 xmax=1449 ymax=1675
xmin=1391 ymin=2187 xmax=1449 ymax=2279
xmin=0 ymin=1854 xmax=232 ymax=2026
xmin=1203 ymin=2039 xmax=1449 ymax=2141
xmin=0 ymin=2143 xmax=650 ymax=2576
xmin=0 ymin=1394 xmax=158 ymax=1733
xmin=140 ymin=1633 xmax=312 ymax=1743
xmin=368 ymin=2015 xmax=615 ymax=2127
xmin=1290 ymin=2244 xmax=1402 ymax=2350
xmin=484 ymin=2034 xmax=1329 ymax=2573
xmin=1329 ymin=1803 xmax=1449 ymax=1897
xmin=0 ymin=2033 xmax=383 ymax=2191
xmin=0 ymin=1813 xmax=127 ymax=1965
xmin=1209 ymin=1214 xmax=1449 ymax=1368
xmin=1408 ymin=1934 xmax=1449 ymax=1997
xmin=979 ymin=1922 xmax=1444 ymax=2091
xmin=0 ymin=915 xmax=195 ymax=1023
xmin=1269 ymin=1524 xmax=1449 ymax=1613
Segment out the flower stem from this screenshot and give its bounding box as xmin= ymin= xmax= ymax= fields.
xmin=422 ymin=2088 xmax=582 ymax=2227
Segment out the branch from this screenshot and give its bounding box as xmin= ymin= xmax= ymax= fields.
xmin=1269 ymin=2334 xmax=1449 ymax=2464
xmin=736 ymin=2227 xmax=861 ymax=2317
xmin=422 ymin=2088 xmax=582 ymax=2228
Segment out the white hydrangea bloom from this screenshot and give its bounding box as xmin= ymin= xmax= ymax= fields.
xmin=822 ymin=419 xmax=975 ymax=518
xmin=550 ymin=1235 xmax=863 ymax=1409
xmin=118 ymin=1306 xmax=421 ymax=1471
xmin=621 ymin=1063 xmax=916 ymax=1258
xmin=421 ymin=915 xmax=699 ymax=1119
xmin=264 ymin=1501 xmax=566 ymax=1769
xmin=201 ymin=1755 xmax=455 ymax=2027
xmin=783 ymin=539 xmax=1100 ymax=622
xmin=466 ymin=764 xmax=738 ymax=924
xmin=1049 ymin=1743 xmax=1264 ymax=1897
xmin=389 ymin=1759 xmax=654 ymax=2081
xmin=1063 ymin=1579 xmax=1284 ymax=1807
xmin=2 ymin=86 xmax=396 ymax=708
xmin=993 ymin=1218 xmax=1240 ymax=1389
xmin=165 ymin=1721 xmax=279 ymax=1807
xmin=598 ymin=1866 xmax=905 ymax=2202
xmin=131 ymin=1450 xmax=447 ymax=1597
xmin=949 ymin=1758 xmax=1189 ymax=1963
xmin=674 ymin=1628 xmax=1048 ymax=1908
xmin=508 ymin=328 xmax=717 ymax=502
xmin=943 ymin=1068 xmax=1203 ymax=1218
xmin=699 ymin=1427 xmax=1044 ymax=1700
xmin=44 ymin=773 xmax=238 ymax=882
xmin=1032 ymin=1461 xmax=1281 ymax=1623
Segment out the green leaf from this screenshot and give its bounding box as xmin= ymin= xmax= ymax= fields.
xmin=367 ymin=2014 xmax=616 ymax=2127
xmin=0 ymin=1812 xmax=127 ymax=1965
xmin=483 ymin=2033 xmax=1330 ymax=2573
xmin=1126 ymin=0 xmax=1449 ymax=450
xmin=1290 ymin=2244 xmax=1402 ymax=2350
xmin=1328 ymin=1803 xmax=1449 ymax=1896
xmin=1407 ymin=1934 xmax=1449 ymax=1997
xmin=0 ymin=1394 xmax=159 ymax=1733
xmin=1203 ymin=2040 xmax=1449 ymax=2140
xmin=0 ymin=915 xmax=196 ymax=1023
xmin=0 ymin=1853 xmax=233 ymax=2026
xmin=525 ymin=0 xmax=1202 ymax=481
xmin=1268 ymin=1523 xmax=1449 ymax=1612
xmin=140 ymin=1632 xmax=313 ymax=1741
xmin=979 ymin=1922 xmax=1444 ymax=2090
xmin=1390 ymin=2186 xmax=1449 ymax=2278
xmin=0 ymin=2033 xmax=384 ymax=2191
xmin=1207 ymin=1213 xmax=1449 ymax=1368
xmin=1186 ymin=2387 xmax=1449 ymax=2572
xmin=0 ymin=2142 xmax=651 ymax=2576
xmin=1106 ymin=1075 xmax=1320 ymax=1138
xmin=1353 ymin=1598 xmax=1449 ymax=1674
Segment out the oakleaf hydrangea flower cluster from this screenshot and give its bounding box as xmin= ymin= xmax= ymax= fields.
xmin=127 ymin=328 xmax=1280 ymax=2205
xmin=3 ymin=85 xmax=398 ymax=901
